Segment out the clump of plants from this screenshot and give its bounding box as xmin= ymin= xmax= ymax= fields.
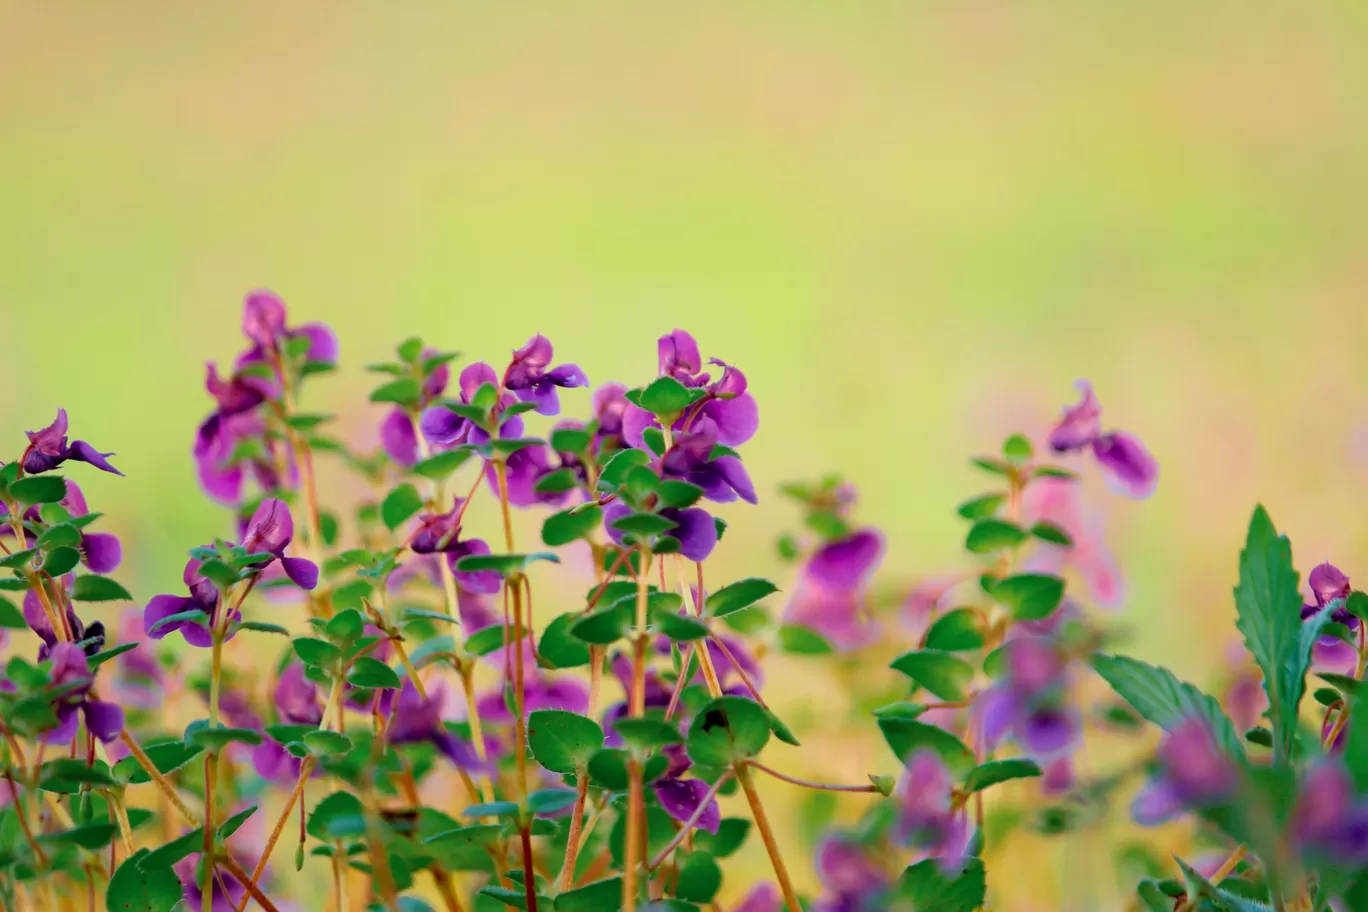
xmin=1 ymin=291 xmax=1363 ymax=911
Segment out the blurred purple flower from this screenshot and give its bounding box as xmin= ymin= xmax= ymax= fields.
xmin=783 ymin=529 xmax=883 ymax=650
xmin=811 ymin=835 xmax=888 ymax=912
xmin=1020 ymin=477 xmax=1124 ymax=609
xmin=21 ymin=408 xmax=121 ymax=476
xmin=1302 ymin=562 xmax=1359 ymax=673
xmin=42 ymin=642 xmax=124 ymax=744
xmin=892 ymin=750 xmax=973 ymax=869
xmin=502 ymin=334 xmax=588 ymax=417
xmin=731 ymin=885 xmax=782 ymax=912
xmin=1292 ymin=762 xmax=1368 ymax=862
xmin=978 ymin=637 xmax=1079 ymax=760
xmin=239 ymin=290 xmax=338 ymax=365
xmin=381 ymin=679 xmax=487 ymax=770
xmin=602 ymin=501 xmax=719 ymax=563
xmin=1048 ymin=380 xmax=1157 ymax=499
xmin=274 ymin=663 xmax=322 ymax=725
xmin=1132 ymin=718 xmax=1238 ymax=826
xmin=194 ymin=410 xmax=290 ymax=506
xmin=408 ymin=499 xmax=501 ymax=593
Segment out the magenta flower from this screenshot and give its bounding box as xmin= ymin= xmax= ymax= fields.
xmin=1292 ymin=762 xmax=1368 ymax=861
xmin=810 ymin=836 xmax=888 ymax=912
xmin=592 ymin=382 xmax=631 ymax=451
xmin=1132 ymin=718 xmax=1238 ymax=826
xmin=238 ymin=498 xmax=319 ymax=590
xmin=602 ymin=501 xmax=719 ymax=563
xmin=731 ymin=885 xmax=782 ymax=912
xmin=1302 ymin=562 xmax=1358 ymax=672
xmin=41 ymin=642 xmax=124 ymax=744
xmin=408 ymin=500 xmax=501 ymax=593
xmin=623 ymin=330 xmax=760 ymax=449
xmin=274 ymin=663 xmax=323 ymax=725
xmin=782 ymin=529 xmax=883 ymax=650
xmin=1048 ymin=381 xmax=1157 ymax=499
xmin=194 ymin=410 xmax=291 ymax=506
xmin=239 ymin=290 xmax=338 ymax=366
xmin=978 ymin=637 xmax=1079 ymax=760
xmin=892 ymin=750 xmax=973 ymax=869
xmin=421 ymin=363 xmax=519 ymax=450
xmin=21 ymin=409 xmax=121 ymax=476
xmin=143 ymin=557 xmax=228 ymax=647
xmin=1019 ymin=477 xmax=1124 ymax=609
xmin=380 ymin=679 xmax=487 ymax=770
xmin=658 ymin=418 xmax=757 ymax=505
xmin=502 ymin=334 xmax=588 ymax=417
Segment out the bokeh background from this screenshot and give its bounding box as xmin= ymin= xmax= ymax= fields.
xmin=5 ymin=3 xmax=1368 ymax=908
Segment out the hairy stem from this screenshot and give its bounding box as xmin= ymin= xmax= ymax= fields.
xmin=734 ymin=764 xmax=802 ymax=912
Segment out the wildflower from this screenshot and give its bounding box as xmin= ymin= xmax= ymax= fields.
xmin=143 ymin=557 xmax=224 ymax=647
xmin=21 ymin=408 xmax=121 ymax=476
xmin=420 ymin=363 xmax=514 ymax=450
xmin=623 ymin=330 xmax=760 ymax=449
xmin=43 ymin=642 xmax=124 ymax=743
xmin=731 ymin=885 xmax=782 ymax=912
xmin=22 ymin=588 xmax=95 ymax=661
xmin=274 ymin=663 xmax=322 ymax=725
xmin=380 ymin=347 xmax=451 ymax=467
xmin=381 ymin=679 xmax=486 ymax=769
xmin=978 ymin=637 xmax=1080 ymax=759
xmin=194 ymin=410 xmax=290 ymax=505
xmin=238 ymin=498 xmax=319 ymax=590
xmin=892 ymin=750 xmax=973 ymax=867
xmin=110 ymin=610 xmax=163 ymax=710
xmin=1132 ymin=718 xmax=1238 ymax=825
xmin=1020 ymin=476 xmax=1124 ymax=608
xmin=659 ymin=418 xmax=757 ymax=505
xmin=782 ymin=529 xmax=884 ymax=650
xmin=1302 ymin=562 xmax=1359 ymax=673
xmin=1048 ymin=380 xmax=1157 ymax=499
xmin=239 ymin=290 xmax=339 ymax=366
xmin=602 ymin=501 xmax=720 ymax=563
xmin=592 ymin=382 xmax=631 ymax=452
xmin=810 ymin=835 xmax=888 ymax=912
xmin=1 ymin=481 xmax=122 ymax=573
xmin=478 ymin=641 xmax=591 ymax=724
xmin=408 ymin=499 xmax=501 ymax=593
xmin=1291 ymin=762 xmax=1368 ymax=862
xmin=501 ymin=334 xmax=589 ymax=417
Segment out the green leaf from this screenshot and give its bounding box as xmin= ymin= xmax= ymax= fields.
xmin=923 ymin=608 xmax=985 ymax=651
xmin=705 ymin=578 xmax=779 ymax=618
xmin=1090 ymin=654 xmax=1244 ymax=759
xmin=777 ymin=624 xmax=832 ymax=655
xmin=569 ymin=603 xmax=633 ymax=645
xmin=0 ymin=547 xmax=38 ymax=569
xmin=654 ymin=609 xmax=710 ymax=642
xmin=965 ymin=519 xmax=1028 ymax=553
xmin=462 ymin=800 xmax=519 ymax=820
xmin=613 ymin=718 xmax=683 ymax=751
xmin=988 ymin=574 xmax=1065 ymax=621
xmin=0 ymin=595 xmax=26 ymax=628
xmin=348 ymin=656 xmax=401 ymax=689
xmin=411 ymin=451 xmax=471 ymax=484
xmin=283 ymin=413 xmax=333 ymax=431
xmin=1347 ymin=591 xmax=1368 ymax=623
xmin=39 ymin=757 xmax=119 ymax=789
xmin=38 ymin=820 xmax=116 ymax=848
xmin=610 ymin=512 xmax=678 ymax=537
xmin=528 ymin=709 xmax=604 ymax=775
xmin=42 ymin=546 xmax=81 ymax=576
xmin=303 ymin=730 xmax=353 ymax=756
xmin=890 ymin=650 xmax=975 ymax=701
xmin=674 ymin=851 xmax=722 ymax=903
xmin=490 ymin=436 xmax=544 ymax=456
xmin=11 ymin=475 xmax=67 ymax=506
xmin=956 ymin=494 xmax=1004 ymax=520
xmin=876 ymin=717 xmax=976 ymax=775
xmin=217 ymin=805 xmax=258 ymax=839
xmin=527 ymin=788 xmax=578 ymax=815
xmin=656 ymin=480 xmax=705 ymax=510
xmin=549 ymin=428 xmax=592 ymax=454
xmin=1234 ymin=505 xmax=1311 ymax=762
xmin=147 ymin=608 xmax=208 ymax=635
xmin=891 ymin=858 xmax=986 ymax=912
xmin=693 ymin=818 xmax=750 ymax=857
xmin=113 ymin=741 xmax=203 ymax=784
xmin=106 ymin=849 xmax=183 ymax=912
xmin=687 ymin=696 xmax=771 ymax=765
xmin=370 ymin=378 xmax=422 ymax=405
xmin=308 ymin=791 xmax=365 ymax=839
xmin=542 ymin=506 xmax=603 ymax=547
xmin=1030 ymin=522 xmax=1073 ymax=547
xmin=195 ymin=559 xmax=240 ymax=589
xmin=396 ymin=337 xmax=425 ymax=362
xmin=189 ymin=726 xmax=262 ymax=751
xmin=963 ymin=758 xmax=1042 ymax=793
xmin=464 ymin=624 xmax=506 ymax=656
xmin=533 ymin=467 xmax=579 ymax=494
xmin=538 ymin=613 xmax=591 ymax=668
xmin=238 ymin=621 xmax=290 ymax=636
xmin=637 ymin=376 xmax=693 ymax=417
xmin=1002 ymin=434 xmax=1033 ymax=462
xmin=453 ymin=551 xmax=560 ymax=577
xmin=381 ymin=483 xmax=425 ymax=531
xmin=324 ymin=607 xmax=365 ymax=644
xmin=37 ymin=523 xmax=82 ymax=550
xmin=553 ymin=877 xmax=622 ymax=912
xmin=293 ymin=637 xmax=342 ymax=669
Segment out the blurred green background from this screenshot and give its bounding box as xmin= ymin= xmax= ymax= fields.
xmin=5 ymin=3 xmax=1368 ymax=907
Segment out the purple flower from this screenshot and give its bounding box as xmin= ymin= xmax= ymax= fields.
xmin=110 ymin=610 xmax=162 ymax=710
xmin=653 ymin=775 xmax=721 ymax=835
xmin=623 ymin=330 xmax=760 ymax=450
xmin=143 ymin=557 xmax=224 ymax=647
xmin=1019 ymin=477 xmax=1124 ymax=609
xmin=238 ymin=498 xmax=319 ymax=590
xmin=1048 ymin=381 xmax=1157 ymax=499
xmin=731 ymin=885 xmax=783 ymax=912
xmin=892 ymin=750 xmax=973 ymax=868
xmin=1132 ymin=718 xmax=1238 ymax=826
xmin=240 ymin=290 xmax=339 ymax=365
xmin=41 ymin=642 xmax=124 ymax=744
xmin=421 ymin=363 xmax=516 ymax=450
xmin=1292 ymin=762 xmax=1368 ymax=862
xmin=478 ymin=641 xmax=591 ymax=725
xmin=658 ymin=418 xmax=757 ymax=505
xmin=977 ymin=637 xmax=1079 ymax=760
xmin=502 ymin=334 xmax=588 ymax=417
xmin=1 ymin=481 xmax=122 ymax=574
xmin=381 ymin=679 xmax=487 ymax=770
xmin=1303 ymin=563 xmax=1359 ymax=672
xmin=23 ymin=588 xmax=96 ymax=662
xmin=194 ymin=410 xmax=290 ymax=506
xmin=811 ymin=835 xmax=888 ymax=912
xmin=407 ymin=500 xmax=501 ymax=593
xmin=275 ymin=663 xmax=322 ymax=725
xmin=602 ymin=501 xmax=719 ymax=563
xmin=782 ymin=529 xmax=883 ymax=650
xmin=21 ymin=409 xmax=121 ymax=476
xmin=592 ymin=382 xmax=631 ymax=451
xmin=484 ymin=438 xmax=568 ymax=509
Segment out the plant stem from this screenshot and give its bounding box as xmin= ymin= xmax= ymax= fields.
xmin=5 ymin=772 xmax=46 ymax=867
xmin=519 ymin=826 xmax=540 ymax=912
xmin=623 ymin=546 xmax=652 ymax=912
xmin=556 ymin=770 xmax=592 ymax=891
xmin=746 ymin=760 xmax=881 ymax=794
xmin=735 ymin=763 xmax=801 ymax=912
xmin=457 ymin=665 xmax=497 ymax=805
xmin=117 ymin=732 xmax=199 ymax=826
xmin=202 ymin=753 xmax=217 ymax=910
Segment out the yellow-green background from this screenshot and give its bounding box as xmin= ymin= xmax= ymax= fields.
xmin=5 ymin=3 xmax=1368 ymax=908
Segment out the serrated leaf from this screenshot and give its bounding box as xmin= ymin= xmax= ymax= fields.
xmin=687 ymin=696 xmax=770 ymax=765
xmin=1090 ymin=654 xmax=1244 ymax=759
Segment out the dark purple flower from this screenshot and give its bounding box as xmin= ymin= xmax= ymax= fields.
xmin=193 ymin=410 xmax=291 ymax=506
xmin=239 ymin=498 xmax=318 ymax=590
xmin=657 ymin=418 xmax=757 ymax=505
xmin=143 ymin=557 xmax=224 ymax=648
xmin=421 ymin=363 xmax=517 ymax=450
xmin=623 ymin=330 xmax=760 ymax=450
xmin=1132 ymin=718 xmax=1238 ymax=826
xmin=978 ymin=637 xmax=1079 ymax=760
xmin=381 ymin=679 xmax=486 ymax=770
xmin=1048 ymin=381 xmax=1157 ymax=499
xmin=602 ymin=501 xmax=719 ymax=563
xmin=21 ymin=409 xmax=121 ymax=476
xmin=811 ymin=835 xmax=888 ymax=912
xmin=892 ymin=750 xmax=973 ymax=868
xmin=23 ymin=588 xmax=93 ymax=661
xmin=592 ymin=382 xmax=631 ymax=450
xmin=1292 ymin=762 xmax=1368 ymax=861
xmin=275 ymin=663 xmax=323 ymax=725
xmin=41 ymin=642 xmax=124 ymax=744
xmin=407 ymin=500 xmax=502 ymax=593
xmin=502 ymin=334 xmax=588 ymax=417
xmin=782 ymin=529 xmax=883 ymax=650
xmin=653 ymin=775 xmax=721 ymax=835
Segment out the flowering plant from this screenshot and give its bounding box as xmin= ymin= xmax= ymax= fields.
xmin=1 ymin=291 xmax=1362 ymax=912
